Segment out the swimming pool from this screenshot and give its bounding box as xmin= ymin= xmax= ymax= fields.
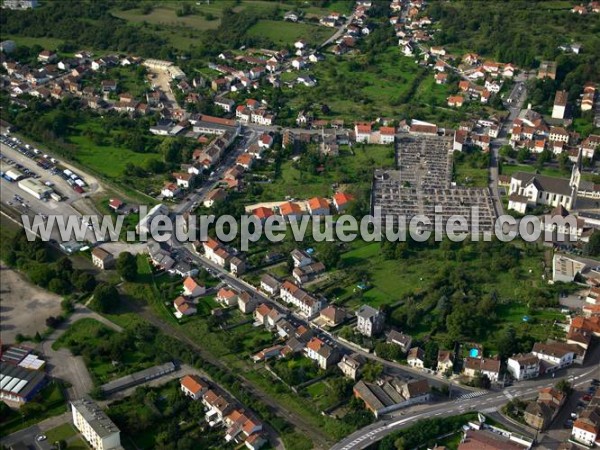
xmin=469 ymin=348 xmax=479 ymax=358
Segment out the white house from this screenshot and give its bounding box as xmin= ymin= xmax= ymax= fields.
xmin=183 ymin=277 xmax=205 ymax=297
xmin=507 ymin=353 xmax=540 ymax=381
xmin=407 ymin=347 xmax=425 ymax=368
xmin=532 ymin=342 xmax=575 ymax=371
xmin=180 ymin=374 xmax=207 ymax=400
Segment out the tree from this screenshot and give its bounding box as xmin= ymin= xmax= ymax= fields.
xmin=362 ymin=361 xmax=383 ymax=382
xmin=318 ymin=242 xmax=341 ymax=268
xmin=585 ymin=231 xmax=600 ymax=257
xmin=116 ymin=252 xmax=138 ymax=281
xmin=555 ymin=379 xmax=572 ymax=395
xmin=48 ymin=278 xmax=70 ymax=294
xmin=496 ymin=326 xmax=518 ymax=359
xmin=90 ymin=283 xmax=119 ymax=313
xmin=73 ymin=272 xmax=97 ymax=293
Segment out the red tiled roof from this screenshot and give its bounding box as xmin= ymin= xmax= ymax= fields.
xmin=180 ymin=374 xmax=207 ymax=395
xmin=308 ymin=197 xmax=329 ymax=211
xmin=252 ymin=206 xmax=274 ymax=220
xmin=333 ymin=192 xmax=355 ymax=207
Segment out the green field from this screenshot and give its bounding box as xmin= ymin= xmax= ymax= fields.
xmin=45 ymin=423 xmax=78 ymax=443
xmin=247 ymin=20 xmax=335 ymax=47
xmin=68 ymin=121 xmax=161 ymax=179
xmin=53 ymin=318 xmax=158 ymax=384
xmin=501 ymin=163 xmax=568 ymax=179
xmin=0 ymin=35 xmax=65 ymax=50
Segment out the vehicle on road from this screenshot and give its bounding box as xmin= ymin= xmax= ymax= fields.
xmin=36 ymin=435 xmax=46 ymax=441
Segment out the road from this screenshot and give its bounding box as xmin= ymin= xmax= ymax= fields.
xmin=331 ymin=346 xmax=600 ymax=450
xmin=488 ymin=73 xmax=530 ymax=218
xmin=320 ymin=13 xmax=356 ymax=49
xmin=171 ymin=126 xmax=258 ymax=217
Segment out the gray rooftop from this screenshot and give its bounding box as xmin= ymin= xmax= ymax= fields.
xmin=71 ymin=397 xmax=120 ymax=438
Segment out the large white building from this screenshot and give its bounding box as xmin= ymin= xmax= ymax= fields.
xmin=507 ymin=353 xmax=540 ymax=381
xmin=71 ymin=398 xmax=121 ymax=450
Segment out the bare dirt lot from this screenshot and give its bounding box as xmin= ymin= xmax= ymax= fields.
xmin=0 ymin=264 xmax=62 ymax=343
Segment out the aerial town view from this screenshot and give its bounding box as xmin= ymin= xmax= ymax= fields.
xmin=0 ymin=0 xmax=599 ymax=449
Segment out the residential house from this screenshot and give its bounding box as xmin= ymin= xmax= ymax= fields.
xmin=407 ymin=347 xmax=425 ymax=368
xmin=386 ymin=330 xmax=412 ymax=353
xmin=183 ymin=277 xmax=205 ymax=298
xmin=279 ymin=281 xmax=323 ymax=317
xmin=173 ymin=172 xmax=194 ymax=189
xmin=355 ymin=122 xmax=372 ymax=143
xmin=532 ymin=341 xmax=575 ymax=371
xmin=338 ymin=353 xmax=365 ymax=380
xmin=293 ymin=261 xmax=326 ymax=284
xmin=217 ymin=287 xmax=239 ymax=307
xmin=260 ymin=274 xmax=280 ymax=296
xmin=572 ymin=406 xmax=600 ymax=446
xmin=204 ymin=188 xmax=227 ymax=208
xmin=319 ymin=305 xmax=346 ymax=327
xmin=552 ymin=90 xmax=568 ymax=119
xmin=507 ymin=353 xmax=540 ymax=381
xmin=291 ymin=249 xmax=312 ymax=268
xmin=523 ymin=387 xmax=566 ymax=430
xmin=463 ymin=357 xmax=501 ymax=382
xmin=215 ymin=97 xmax=235 ymax=113
xmin=161 ymin=182 xmax=180 ymax=198
xmin=356 ymin=305 xmax=385 ymax=337
xmin=91 ymin=247 xmax=114 ymax=270
xmin=437 ymin=350 xmax=454 ymax=373
xmin=278 ymin=201 xmax=304 ymax=222
xmin=180 ymin=374 xmax=208 ymax=400
xmin=173 ymin=296 xmax=197 ymax=318
xmin=229 ymin=256 xmax=246 ymax=276
xmin=307 ymin=197 xmax=330 ymax=215
xmin=305 ymin=337 xmax=339 ymax=370
xmin=238 ymin=291 xmax=257 ymax=314
xmin=333 ymin=192 xmax=355 ymax=212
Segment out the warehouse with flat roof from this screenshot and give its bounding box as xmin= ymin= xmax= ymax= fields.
xmin=18 ymin=178 xmax=52 ymax=199
xmin=0 ymin=362 xmax=47 ymax=404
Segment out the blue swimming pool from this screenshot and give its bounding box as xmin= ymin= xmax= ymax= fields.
xmin=469 ymin=348 xmax=479 ymax=358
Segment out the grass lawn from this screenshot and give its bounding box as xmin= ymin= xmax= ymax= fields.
xmin=247 ymin=20 xmax=335 ymax=47
xmin=69 ymin=126 xmax=161 ymax=179
xmin=501 ymin=163 xmax=568 ymax=179
xmin=66 ymin=438 xmax=89 ymax=450
xmin=45 ymin=423 xmax=78 ymax=443
xmin=304 ymin=378 xmax=341 ymax=411
xmin=0 ymin=35 xmax=65 ymax=50
xmin=454 ymin=163 xmax=489 ymax=187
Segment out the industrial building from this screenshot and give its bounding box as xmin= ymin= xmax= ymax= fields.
xmin=99 ymin=362 xmax=177 ymax=395
xmin=18 ymin=178 xmax=53 ymax=199
xmin=0 ymin=362 xmax=47 ymax=404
